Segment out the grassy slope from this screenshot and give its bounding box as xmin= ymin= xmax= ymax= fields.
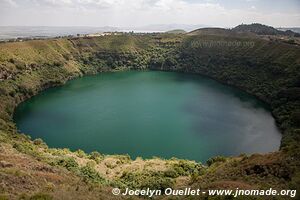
xmin=0 ymin=32 xmax=299 ymax=199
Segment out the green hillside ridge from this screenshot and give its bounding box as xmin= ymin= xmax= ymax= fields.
xmin=233 ymin=23 xmax=300 ymax=37
xmin=165 ymin=29 xmax=187 ymax=34
xmin=0 ymin=26 xmax=299 ymax=199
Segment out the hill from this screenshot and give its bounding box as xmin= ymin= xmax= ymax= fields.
xmin=186 ymin=27 xmax=257 ymax=38
xmin=233 ymin=23 xmax=300 ymax=37
xmin=278 ymin=27 xmax=300 ymax=34
xmin=0 ymin=29 xmax=299 ymax=199
xmin=165 ymin=29 xmax=186 ymax=34
xmin=188 ymin=28 xmax=233 ymax=36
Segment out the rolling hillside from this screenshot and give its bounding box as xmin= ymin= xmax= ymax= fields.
xmin=0 ymin=25 xmax=299 ymax=199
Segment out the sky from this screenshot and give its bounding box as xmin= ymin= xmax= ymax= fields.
xmin=0 ymin=0 xmax=299 ymax=27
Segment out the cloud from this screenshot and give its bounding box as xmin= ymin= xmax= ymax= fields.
xmin=2 ymin=0 xmax=17 ymax=7
xmin=45 ymin=0 xmax=72 ymax=5
xmin=23 ymin=0 xmax=155 ymax=9
xmin=0 ymin=0 xmax=299 ymax=27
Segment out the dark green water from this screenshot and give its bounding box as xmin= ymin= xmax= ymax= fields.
xmin=14 ymin=71 xmax=281 ymax=162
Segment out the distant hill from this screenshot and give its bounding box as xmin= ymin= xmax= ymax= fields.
xmin=0 ymin=26 xmax=120 ymax=40
xmin=232 ymin=23 xmax=300 ymax=37
xmin=128 ymin=24 xmax=208 ymax=32
xmin=1 ymin=25 xmax=300 ymax=199
xmin=165 ymin=29 xmax=186 ymax=34
xmin=188 ymin=28 xmax=232 ymax=35
xmin=187 ymin=27 xmax=256 ymax=38
xmin=278 ymin=28 xmax=300 ymax=34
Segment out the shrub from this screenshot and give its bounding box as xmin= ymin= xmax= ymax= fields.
xmin=75 ymin=149 xmax=87 ymax=158
xmin=15 ymin=61 xmax=26 ymax=70
xmin=89 ymin=151 xmax=104 ymax=163
xmin=207 ymin=156 xmax=227 ymax=166
xmin=9 ymin=58 xmax=26 ymax=70
xmin=55 ymin=157 xmax=79 ymax=172
xmin=33 ymin=138 xmax=44 ymax=146
xmin=53 ymin=61 xmax=63 ymax=67
xmin=79 ymin=165 xmax=106 ymax=184
xmin=86 ymin=160 xmax=96 ymax=168
xmin=164 ymin=169 xmax=179 ymax=178
xmin=13 ymin=142 xmax=44 ymax=161
xmin=104 ymin=162 xmax=116 ymax=169
xmin=172 ymin=160 xmax=203 ymax=176
xmin=119 ymin=170 xmax=174 ymax=190
xmin=115 ymin=154 xmax=131 ymax=164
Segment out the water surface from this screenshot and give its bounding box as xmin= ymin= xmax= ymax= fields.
xmin=14 ymin=71 xmax=281 ymax=162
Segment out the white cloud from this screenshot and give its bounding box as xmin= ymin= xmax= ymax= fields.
xmin=2 ymin=0 xmax=17 ymax=7
xmin=0 ymin=0 xmax=299 ymax=27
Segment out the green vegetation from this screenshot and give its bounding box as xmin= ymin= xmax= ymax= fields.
xmin=89 ymin=151 xmax=104 ymax=163
xmin=55 ymin=157 xmax=79 ymax=172
xmin=207 ymin=156 xmax=227 ymax=167
xmin=119 ymin=170 xmax=174 ymax=190
xmin=0 ymin=25 xmax=299 ymax=199
xmin=79 ymin=165 xmax=106 ymax=184
xmin=232 ymin=23 xmax=300 ymax=37
xmin=166 ymin=29 xmax=187 ymax=34
xmin=171 ymin=160 xmax=204 ymax=176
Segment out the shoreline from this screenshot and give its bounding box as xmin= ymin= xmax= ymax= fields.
xmin=11 ymin=69 xmax=282 ymax=162
xmin=0 ymin=33 xmax=298 ymax=199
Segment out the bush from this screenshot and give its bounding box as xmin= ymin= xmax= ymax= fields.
xmin=207 ymin=156 xmax=227 ymax=166
xmin=172 ymin=160 xmax=203 ymax=176
xmin=115 ymin=154 xmax=131 ymax=164
xmin=33 ymin=138 xmax=44 ymax=146
xmin=9 ymin=58 xmax=26 ymax=70
xmin=53 ymin=61 xmax=63 ymax=67
xmin=119 ymin=170 xmax=174 ymax=190
xmin=164 ymin=169 xmax=179 ymax=178
xmin=75 ymin=149 xmax=87 ymax=158
xmin=89 ymin=151 xmax=104 ymax=163
xmin=55 ymin=157 xmax=79 ymax=172
xmin=80 ymin=165 xmax=106 ymax=184
xmin=13 ymin=142 xmax=45 ymax=161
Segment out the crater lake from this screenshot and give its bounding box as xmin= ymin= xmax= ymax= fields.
xmin=14 ymin=71 xmax=281 ymax=162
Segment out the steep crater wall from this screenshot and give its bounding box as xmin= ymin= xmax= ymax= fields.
xmin=0 ymin=34 xmax=299 ymax=197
